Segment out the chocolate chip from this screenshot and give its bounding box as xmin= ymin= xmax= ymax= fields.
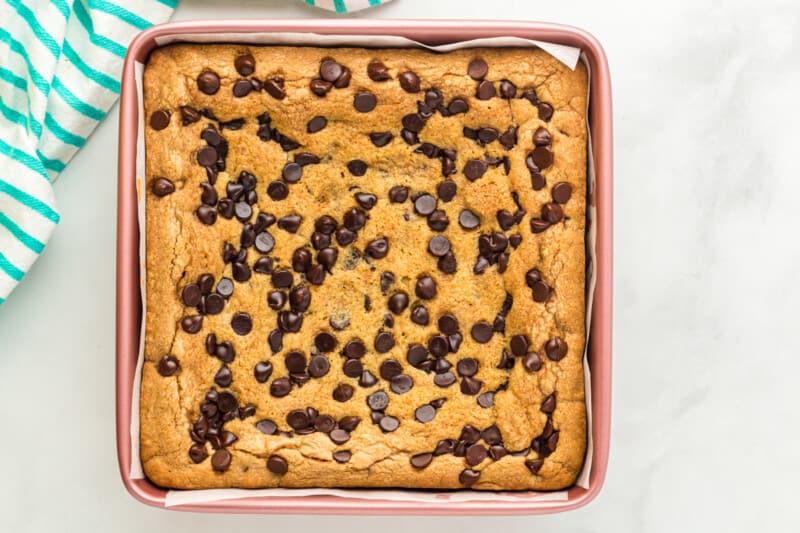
xmin=354 ymin=92 xmax=377 ymax=112
xmin=390 ymin=374 xmax=413 ymax=394
xmin=464 ymin=160 xmax=487 ymax=181
xmin=347 ymin=160 xmax=367 ymax=177
xmin=398 ymin=71 xmax=420 ymax=92
xmin=437 ymin=180 xmax=457 ymax=202
xmin=467 ymin=58 xmax=488 ymax=80
xmin=320 ymin=59 xmax=343 ymax=82
xmin=310 ymin=78 xmax=332 ymax=96
xmin=278 ymin=213 xmax=302 ymax=233
xmin=545 ymin=337 xmax=568 ymax=361
xmin=379 ymin=415 xmax=399 ymax=433
xmin=415 ymin=276 xmax=437 ymax=299
xmin=538 ymin=102 xmax=554 ymax=121
xmin=367 ymin=60 xmax=391 ymax=81
xmin=309 ymin=355 xmax=330 ymax=378
xmin=523 ymin=351 xmax=542 ymax=372
xmin=552 ymin=182 xmax=573 ymax=204
xmin=267 ymin=455 xmax=288 ymax=475
xmin=151 ymin=177 xmax=175 ymax=197
xmin=355 ymin=370 xmax=375 ymax=388
xmin=270 ymin=270 xmax=292 ymax=289
xmin=157 ymin=355 xmax=179 ymax=376
xmin=456 ymin=358 xmax=478 ymax=377
xmin=410 ymin=195 xmax=435 ymax=217
xmin=476 ymin=80 xmax=496 ymax=100
xmin=447 ymin=98 xmax=469 ymax=115
xmin=459 ymin=468 xmax=480 ymax=486
xmin=289 ymin=286 xmax=311 ymax=312
xmin=335 ymin=228 xmax=356 ymax=246
xmin=402 ymin=113 xmax=425 ymax=133
xmin=267 ymin=329 xmax=283 ymax=353
xmin=149 ymin=110 xmax=170 ymax=131
xmin=460 ymin=376 xmax=482 ymax=396
xmin=530 ymin=172 xmax=546 ymax=192
xmin=205 ymin=293 xmax=225 ymax=314
xmin=231 ymin=313 xmax=252 ymax=335
xmin=307 ymin=115 xmax=327 ymax=133
xmin=509 ymin=234 xmax=522 ymax=248
xmin=426 ymin=210 xmax=449 ymax=232
xmin=215 ymin=341 xmax=235 ymax=363
xmin=282 ymin=162 xmax=303 ymax=183
xmin=374 ymin=331 xmax=395 ymax=353
xmin=267 ymin=180 xmax=289 ymax=201
xmin=181 ymin=315 xmax=203 ymax=333
xmin=465 ymin=443 xmax=487 ymax=466
xmin=332 ymin=450 xmax=351 ymax=464
xmin=404 ymin=452 xmax=432 ymax=470
xmin=497 ymin=126 xmax=518 ymax=150
xmin=366 ymin=238 xmax=389 ymax=259
xmin=478 ymin=127 xmax=498 ymax=144
xmin=333 ymin=383 xmax=354 ymax=402
xmin=377 ymin=359 xmax=401 ymax=380
xmin=477 ymin=391 xmax=495 ymax=408
xmin=343 ymin=358 xmax=363 ymax=378
xmin=189 ymin=444 xmax=208 ymax=464
xmin=530 ymin=219 xmax=551 ymax=233
xmin=196 ymin=146 xmax=218 ymax=168
xmin=388 ymin=292 xmax=409 ymax=314
xmin=365 ymin=390 xmax=388 ymax=412
xmin=389 ymin=185 xmax=408 ymax=203
xmin=250 ymin=232 xmax=274 ymax=256
xmin=287 ymin=409 xmax=310 ymax=430
xmin=541 ymin=203 xmax=563 ymax=224
xmin=400 ymin=128 xmax=419 ymax=145
xmin=270 ymin=378 xmax=291 ymax=397
xmin=210 ymin=449 xmax=231 ymax=472
xmin=315 ymin=248 xmax=337 ymax=272
xmin=533 ymin=127 xmax=552 ymax=146
xmin=532 ymin=146 xmax=553 ymax=170
xmin=233 ymin=79 xmax=252 ymax=97
xmin=197 ymin=71 xmax=220 ymax=94
xmin=214 ymin=365 xmax=232 ymax=387
xmin=334 ymin=67 xmax=352 ymax=88
xmin=497 ymin=210 xmax=516 ymax=231
xmin=180 ymin=106 xmax=200 ymax=125
xmin=410 ymin=305 xmax=429 ymax=325
xmin=421 ymin=236 xmax=449 ymax=259
xmin=455 ymin=210 xmax=480 ymax=231
xmin=231 ymin=52 xmax=254 ymax=75
xmin=499 ymin=79 xmax=517 ymax=98
xmin=329 ymin=428 xmax=350 ymax=445
xmin=263 ymin=78 xmax=286 ymax=99
xmin=369 ymin=131 xmax=393 ymax=147
xmin=278 ymin=310 xmax=303 ymax=332
xmin=510 ymin=335 xmax=530 ymax=357
xmin=470 ymin=322 xmax=493 ymax=343
xmin=404 ymin=345 xmax=426 ymax=368
xmin=532 ymin=280 xmax=551 ymax=302
xmin=433 ymin=371 xmax=456 ymax=388
xmin=254 ymin=361 xmax=273 ymax=383
xmin=351 ymin=194 xmax=377 ymax=212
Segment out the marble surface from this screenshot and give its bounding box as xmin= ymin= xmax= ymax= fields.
xmin=1 ymin=0 xmax=798 ymax=531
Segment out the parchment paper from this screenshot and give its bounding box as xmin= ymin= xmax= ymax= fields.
xmin=129 ymin=32 xmax=595 ymax=507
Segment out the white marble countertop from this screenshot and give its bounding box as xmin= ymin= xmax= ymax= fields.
xmin=1 ymin=0 xmax=798 ymax=531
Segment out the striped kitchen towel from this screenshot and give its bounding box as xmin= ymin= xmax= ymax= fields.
xmin=0 ymin=0 xmax=391 ymax=306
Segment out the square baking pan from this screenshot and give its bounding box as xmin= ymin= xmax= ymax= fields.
xmin=116 ymin=18 xmax=612 ymax=515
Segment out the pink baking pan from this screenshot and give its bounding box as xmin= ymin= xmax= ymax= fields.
xmin=116 ymin=19 xmax=613 ymax=515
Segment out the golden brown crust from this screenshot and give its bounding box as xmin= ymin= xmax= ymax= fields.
xmin=142 ymin=44 xmax=587 ymax=490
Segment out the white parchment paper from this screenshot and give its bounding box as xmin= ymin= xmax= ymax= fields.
xmin=129 ymin=32 xmax=595 ymax=507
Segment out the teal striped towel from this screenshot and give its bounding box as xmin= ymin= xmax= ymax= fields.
xmin=0 ymin=0 xmax=391 ymax=306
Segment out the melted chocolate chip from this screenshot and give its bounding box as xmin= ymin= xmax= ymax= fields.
xmin=354 ymin=91 xmax=377 ymax=112
xmin=197 ymin=71 xmax=220 ymax=94
xmin=398 ymin=71 xmax=420 ymax=92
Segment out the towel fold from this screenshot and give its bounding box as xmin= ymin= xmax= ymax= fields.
xmin=0 ymin=0 xmax=390 ymax=305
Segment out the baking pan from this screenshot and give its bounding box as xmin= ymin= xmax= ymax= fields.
xmin=116 ymin=18 xmax=612 ymax=515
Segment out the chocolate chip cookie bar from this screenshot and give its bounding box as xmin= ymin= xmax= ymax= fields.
xmin=142 ymin=44 xmax=588 ymax=490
